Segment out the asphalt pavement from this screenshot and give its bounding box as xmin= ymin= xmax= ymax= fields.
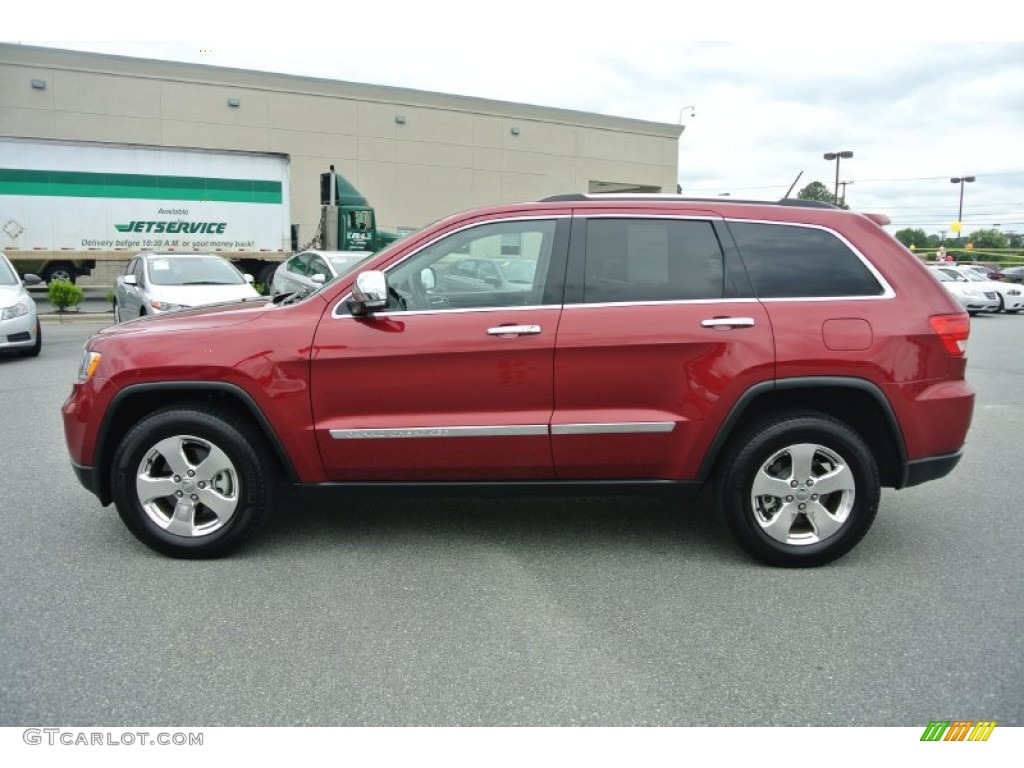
xmin=0 ymin=316 xmax=1021 ymax=726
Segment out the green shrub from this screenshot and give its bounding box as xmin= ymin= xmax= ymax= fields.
xmin=48 ymin=279 xmax=85 ymax=322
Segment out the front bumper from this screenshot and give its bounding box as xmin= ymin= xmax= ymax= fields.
xmin=0 ymin=309 xmax=38 ymax=350
xmin=70 ymin=461 xmax=109 ymax=505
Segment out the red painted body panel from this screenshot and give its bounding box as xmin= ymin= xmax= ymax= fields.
xmin=309 ymin=306 xmax=561 ymax=480
xmin=551 ymin=301 xmax=775 ymax=479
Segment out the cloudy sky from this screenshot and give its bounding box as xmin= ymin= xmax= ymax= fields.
xmin=8 ymin=1 xmax=1023 ymax=237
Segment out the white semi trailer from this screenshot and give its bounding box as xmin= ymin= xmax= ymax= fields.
xmin=0 ymin=137 xmax=293 ymax=286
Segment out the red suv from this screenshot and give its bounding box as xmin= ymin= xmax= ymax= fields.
xmin=62 ymin=195 xmax=974 ymax=566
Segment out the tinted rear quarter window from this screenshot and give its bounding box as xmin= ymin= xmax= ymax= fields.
xmin=729 ymin=221 xmax=883 ymax=298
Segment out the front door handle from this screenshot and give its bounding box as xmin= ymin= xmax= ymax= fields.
xmin=701 ymin=317 xmax=755 ymax=329
xmin=487 ymin=324 xmax=542 ymax=336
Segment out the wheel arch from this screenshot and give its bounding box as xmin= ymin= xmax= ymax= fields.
xmin=93 ymin=382 xmax=299 ymax=505
xmin=698 ymin=377 xmax=908 ymax=488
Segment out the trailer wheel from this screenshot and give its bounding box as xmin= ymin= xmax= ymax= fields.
xmin=42 ymin=262 xmax=76 ymax=284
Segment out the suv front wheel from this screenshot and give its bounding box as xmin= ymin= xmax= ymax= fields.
xmin=111 ymin=406 xmax=274 ymax=557
xmin=716 ymin=411 xmax=880 ymax=567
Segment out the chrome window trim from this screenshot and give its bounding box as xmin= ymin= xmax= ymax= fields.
xmin=721 ymin=217 xmax=896 ymax=300
xmin=331 ymin=425 xmax=548 ymax=440
xmin=550 ymin=422 xmax=675 ymax=435
xmin=332 ymin=304 xmax=561 ymax=319
xmin=562 ymin=297 xmax=759 ymax=310
xmin=331 ymin=215 xmax=569 ymax=319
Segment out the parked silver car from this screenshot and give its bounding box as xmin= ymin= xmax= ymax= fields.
xmin=0 ymin=252 xmax=41 ymax=357
xmin=934 ymin=264 xmax=1024 ymax=313
xmin=270 ymin=250 xmax=372 ymax=296
xmin=113 ymin=253 xmax=260 ymax=322
xmin=927 ymin=266 xmax=1000 ymax=315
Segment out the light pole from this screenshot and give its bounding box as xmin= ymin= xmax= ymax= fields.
xmin=838 ymin=180 xmax=854 ymax=207
xmin=677 ymin=105 xmax=696 ymax=124
xmin=950 ymin=176 xmax=975 ymax=227
xmin=823 ymin=151 xmax=853 ymax=204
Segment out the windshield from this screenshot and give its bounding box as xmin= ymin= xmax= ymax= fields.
xmin=0 ymin=257 xmax=17 ymax=286
xmin=961 ymin=271 xmax=986 ymax=282
xmin=327 ymin=253 xmax=373 ymax=276
xmin=931 ymin=270 xmax=953 ymax=282
xmin=147 ymin=256 xmax=245 ymax=286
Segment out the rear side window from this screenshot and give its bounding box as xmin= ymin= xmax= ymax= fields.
xmin=583 ymin=218 xmax=724 ymax=303
xmin=728 ymin=222 xmax=884 ymax=298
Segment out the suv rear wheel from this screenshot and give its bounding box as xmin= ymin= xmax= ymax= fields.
xmin=111 ymin=406 xmax=274 ymax=558
xmin=716 ymin=411 xmax=880 ymax=567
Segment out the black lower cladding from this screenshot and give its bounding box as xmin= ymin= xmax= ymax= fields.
xmin=71 ymin=462 xmax=111 ymax=505
xmin=900 ymin=451 xmax=962 ymax=489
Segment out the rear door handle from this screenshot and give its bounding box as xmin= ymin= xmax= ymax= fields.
xmin=701 ymin=317 xmax=756 ymax=328
xmin=487 ymin=324 xmax=542 ymax=336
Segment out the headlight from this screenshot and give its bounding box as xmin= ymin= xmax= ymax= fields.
xmin=1 ymin=297 xmax=31 ymax=321
xmin=150 ymin=300 xmax=188 ymax=312
xmin=77 ymin=350 xmax=102 ymax=382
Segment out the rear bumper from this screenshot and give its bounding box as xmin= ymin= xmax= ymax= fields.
xmin=899 ymin=450 xmax=962 ymax=489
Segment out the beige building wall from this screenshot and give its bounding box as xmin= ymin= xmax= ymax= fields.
xmin=0 ymin=44 xmax=681 ymax=244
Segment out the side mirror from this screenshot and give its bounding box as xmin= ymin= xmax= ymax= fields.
xmin=244 ymin=273 xmax=255 ymax=284
xmin=311 ymin=273 xmax=326 ymax=285
xmin=123 ymin=275 xmax=138 ymax=286
xmin=348 ymin=270 xmax=389 ymax=316
xmin=21 ymin=273 xmax=42 ymax=286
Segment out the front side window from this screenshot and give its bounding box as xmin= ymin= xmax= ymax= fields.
xmin=582 ymin=218 xmax=725 ymax=303
xmin=383 ymin=219 xmax=556 ymax=312
xmin=287 ymin=253 xmax=311 ymax=276
xmin=728 ymin=222 xmax=884 ymax=298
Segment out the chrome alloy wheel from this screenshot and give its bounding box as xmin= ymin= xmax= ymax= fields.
xmin=749 ymin=442 xmax=856 ymax=546
xmin=135 ymin=435 xmax=239 ymax=537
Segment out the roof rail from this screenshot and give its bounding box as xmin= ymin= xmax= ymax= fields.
xmin=538 ymin=193 xmax=841 ymax=209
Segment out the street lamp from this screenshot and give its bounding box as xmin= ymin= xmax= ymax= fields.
xmin=823 ymin=151 xmax=854 ymax=204
xmin=677 ymin=105 xmax=696 ymax=124
xmin=950 ymin=176 xmax=975 ymax=227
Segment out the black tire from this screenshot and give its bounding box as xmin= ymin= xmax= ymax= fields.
xmin=715 ymin=411 xmax=880 ymax=567
xmin=42 ymin=262 xmax=76 ymax=284
xmin=18 ymin=320 xmax=42 ymax=357
xmin=111 ymin=406 xmax=276 ymax=558
xmin=258 ymin=263 xmax=279 ymax=290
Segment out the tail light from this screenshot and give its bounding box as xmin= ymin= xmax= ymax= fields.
xmin=929 ymin=314 xmax=970 ymax=356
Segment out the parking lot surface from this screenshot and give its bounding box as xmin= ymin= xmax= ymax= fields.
xmin=1 ymin=316 xmax=1021 ymax=726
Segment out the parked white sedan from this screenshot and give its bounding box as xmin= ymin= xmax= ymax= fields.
xmin=270 ymin=250 xmax=372 ymax=296
xmin=927 ymin=266 xmax=1000 ymax=315
xmin=933 ymin=265 xmax=1024 ymax=314
xmin=0 ymin=252 xmax=41 ymax=356
xmin=113 ymin=253 xmax=260 ymax=322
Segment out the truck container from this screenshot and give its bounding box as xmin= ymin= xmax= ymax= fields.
xmin=1 ymin=137 xmax=292 ymax=286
